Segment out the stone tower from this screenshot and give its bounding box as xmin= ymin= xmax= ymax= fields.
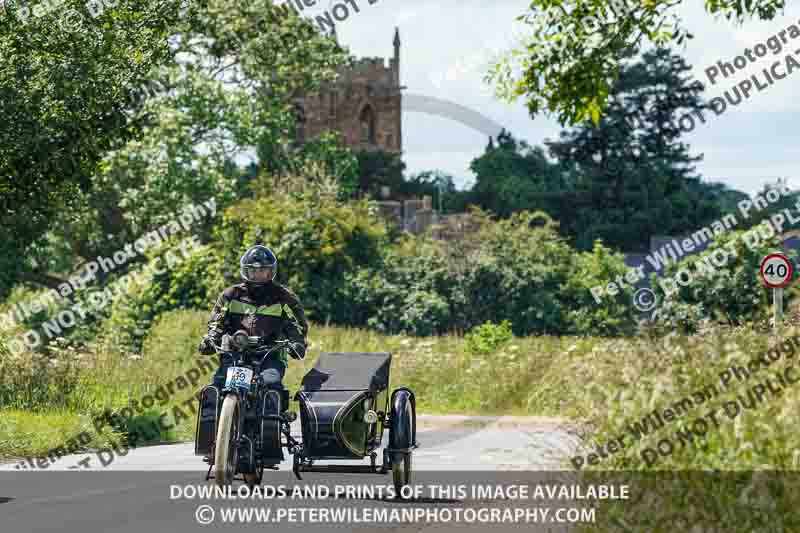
xmin=293 ymin=28 xmax=403 ymax=154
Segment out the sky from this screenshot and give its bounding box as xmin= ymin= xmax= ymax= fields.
xmin=289 ymin=0 xmax=800 ymax=196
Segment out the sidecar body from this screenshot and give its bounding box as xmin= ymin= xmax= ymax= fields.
xmin=293 ymin=352 xmax=416 ymax=476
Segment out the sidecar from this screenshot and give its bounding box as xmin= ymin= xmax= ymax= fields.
xmin=292 ymin=352 xmax=417 ymax=489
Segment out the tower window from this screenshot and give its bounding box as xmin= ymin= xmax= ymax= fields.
xmin=359 ymin=106 xmax=376 ymax=144
xmin=294 ymin=104 xmax=306 ymax=145
xmin=329 ymin=91 xmax=337 ymax=118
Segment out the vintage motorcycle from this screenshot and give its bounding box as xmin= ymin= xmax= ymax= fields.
xmin=194 ymin=330 xmax=417 ymax=493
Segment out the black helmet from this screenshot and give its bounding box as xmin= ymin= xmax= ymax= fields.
xmin=240 ymin=245 xmax=277 ymax=284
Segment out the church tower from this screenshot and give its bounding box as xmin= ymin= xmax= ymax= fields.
xmin=293 ymin=28 xmax=403 ymax=154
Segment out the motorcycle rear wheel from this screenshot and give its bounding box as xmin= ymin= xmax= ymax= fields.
xmin=243 ymin=465 xmax=263 ymax=490
xmin=214 ymin=395 xmax=240 ymax=487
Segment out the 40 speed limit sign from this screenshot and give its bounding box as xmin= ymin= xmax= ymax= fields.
xmin=760 ymin=253 xmax=794 ymax=288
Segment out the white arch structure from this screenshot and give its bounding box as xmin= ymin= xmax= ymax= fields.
xmin=403 ymin=93 xmax=505 ymax=139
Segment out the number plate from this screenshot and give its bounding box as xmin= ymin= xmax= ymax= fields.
xmin=225 ymin=366 xmax=254 ymax=392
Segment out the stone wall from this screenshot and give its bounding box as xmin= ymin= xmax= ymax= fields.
xmin=376 ymin=196 xmax=480 ymax=239
xmin=435 ymin=213 xmax=480 ymax=240
xmin=377 ymin=201 xmax=402 ymax=228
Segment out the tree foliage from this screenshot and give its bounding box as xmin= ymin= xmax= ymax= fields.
xmin=0 ymin=0 xmax=182 ymax=297
xmin=472 ymin=49 xmax=737 ymax=252
xmin=343 ymin=210 xmax=637 ymax=336
xmin=651 ymin=228 xmax=798 ymax=333
xmin=355 ymin=150 xmax=407 ymax=197
xmin=0 ymin=0 xmax=350 ymax=297
xmin=469 ymin=130 xmax=564 ymax=218
xmin=217 ymin=166 xmax=389 ymax=325
xmin=491 ymin=0 xmax=787 ymax=125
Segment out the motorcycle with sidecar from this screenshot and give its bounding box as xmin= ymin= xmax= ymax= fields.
xmin=194 ymin=330 xmax=417 ymax=492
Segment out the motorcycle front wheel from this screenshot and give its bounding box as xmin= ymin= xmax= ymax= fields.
xmin=214 ymin=394 xmax=240 ymax=487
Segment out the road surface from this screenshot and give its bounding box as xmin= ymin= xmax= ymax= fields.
xmin=1 ymin=416 xmax=587 ymax=533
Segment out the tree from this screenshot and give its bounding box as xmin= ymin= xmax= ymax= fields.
xmin=355 ymin=151 xmax=407 ymax=198
xmin=1 ymin=0 xmax=350 ymax=296
xmin=0 ymin=0 xmax=182 ymax=297
xmin=734 ymin=178 xmax=800 ymax=231
xmin=292 ymin=133 xmax=359 ymax=199
xmin=405 ymin=170 xmax=465 ymax=213
xmin=354 ymin=151 xmax=469 ymax=211
xmin=469 ymin=129 xmax=564 ymax=218
xmin=545 ymin=48 xmax=725 ymax=251
xmin=469 ymin=49 xmax=741 ymax=252
xmin=702 ymin=181 xmax=751 ymax=217
xmin=490 ymin=0 xmax=787 ymax=125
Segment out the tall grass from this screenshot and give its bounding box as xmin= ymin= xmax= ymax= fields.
xmin=4 ymin=308 xmax=798 ymax=530
xmin=3 ymin=310 xmax=800 ymax=478
xmin=0 ymin=309 xmax=583 ymax=458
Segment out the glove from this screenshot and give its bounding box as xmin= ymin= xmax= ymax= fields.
xmin=289 ymin=342 xmax=306 ymax=360
xmin=198 ymin=336 xmax=216 ymax=355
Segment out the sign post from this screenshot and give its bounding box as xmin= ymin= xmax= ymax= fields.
xmin=759 ymin=253 xmax=794 ymax=334
xmin=775 ymin=286 xmax=784 ymax=329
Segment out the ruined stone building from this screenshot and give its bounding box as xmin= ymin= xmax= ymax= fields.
xmin=293 ymin=28 xmax=403 ymax=154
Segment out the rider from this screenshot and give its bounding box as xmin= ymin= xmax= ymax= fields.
xmin=198 ymin=245 xmax=308 ymax=392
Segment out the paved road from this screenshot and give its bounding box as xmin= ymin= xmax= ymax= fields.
xmin=1 ymin=416 xmax=585 ymax=533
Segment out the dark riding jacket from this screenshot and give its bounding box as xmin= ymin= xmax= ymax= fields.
xmin=206 ymin=281 xmax=309 ymax=366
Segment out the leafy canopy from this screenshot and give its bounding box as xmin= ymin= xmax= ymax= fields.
xmin=0 ymin=0 xmax=181 ymax=296
xmin=0 ymin=0 xmax=351 ymax=297
xmin=471 ymin=49 xmax=742 ymax=252
xmin=490 ymin=0 xmax=787 ymax=125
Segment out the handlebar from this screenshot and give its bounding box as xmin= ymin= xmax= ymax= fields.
xmin=209 ymin=338 xmax=295 ymax=366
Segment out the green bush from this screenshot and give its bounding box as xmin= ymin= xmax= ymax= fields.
xmin=342 ymin=210 xmax=635 ymax=336
xmin=0 ymin=285 xmax=75 ymax=348
xmin=2 ymin=190 xmax=636 ymax=350
xmin=464 ymin=320 xmax=513 ymax=355
xmin=341 ymin=236 xmax=456 ymax=334
xmin=99 ymin=239 xmax=222 ymax=352
xmin=561 ymin=240 xmax=638 ymax=336
xmin=217 ymin=170 xmax=390 ymax=325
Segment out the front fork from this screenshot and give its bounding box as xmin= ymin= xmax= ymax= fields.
xmin=204 ymin=388 xmax=245 ymax=481
xmin=204 ymin=385 xmax=301 ymax=479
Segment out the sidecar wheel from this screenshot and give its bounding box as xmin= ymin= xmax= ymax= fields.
xmin=388 ymin=388 xmax=415 ymax=496
xmin=214 ymin=395 xmax=240 ymax=487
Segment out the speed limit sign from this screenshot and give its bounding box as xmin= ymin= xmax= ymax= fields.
xmin=760 ymin=253 xmax=793 ymax=288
